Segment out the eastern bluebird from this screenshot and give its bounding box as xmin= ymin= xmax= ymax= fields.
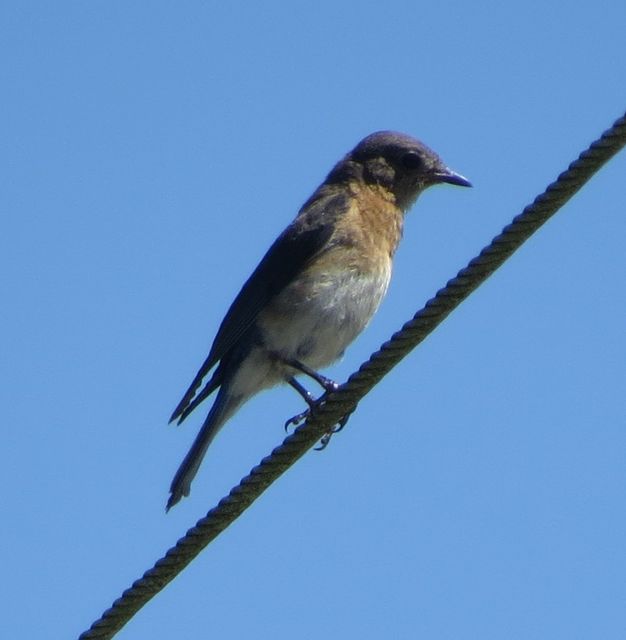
xmin=167 ymin=131 xmax=471 ymax=509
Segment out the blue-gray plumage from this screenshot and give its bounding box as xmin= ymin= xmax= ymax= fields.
xmin=167 ymin=131 xmax=471 ymax=509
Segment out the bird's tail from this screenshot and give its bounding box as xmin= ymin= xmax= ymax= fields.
xmin=166 ymin=386 xmax=244 ymax=510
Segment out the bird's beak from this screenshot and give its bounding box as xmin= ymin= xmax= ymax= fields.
xmin=433 ymin=167 xmax=472 ymax=188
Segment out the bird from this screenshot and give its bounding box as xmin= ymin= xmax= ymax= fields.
xmin=167 ymin=131 xmax=471 ymax=509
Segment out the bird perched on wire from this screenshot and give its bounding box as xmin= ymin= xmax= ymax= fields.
xmin=167 ymin=131 xmax=471 ymax=509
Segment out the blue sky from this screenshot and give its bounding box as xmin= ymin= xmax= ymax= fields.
xmin=2 ymin=3 xmax=625 ymax=639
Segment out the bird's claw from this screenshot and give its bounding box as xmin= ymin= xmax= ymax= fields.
xmin=314 ymin=407 xmax=354 ymax=450
xmin=284 ymin=387 xmax=355 ymax=447
xmin=284 ymin=409 xmax=310 ymax=432
xmin=320 ymin=379 xmax=339 ymax=394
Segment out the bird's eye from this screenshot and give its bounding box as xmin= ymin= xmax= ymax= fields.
xmin=402 ymin=151 xmax=424 ymax=170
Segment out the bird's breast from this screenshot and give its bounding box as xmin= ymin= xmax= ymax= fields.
xmin=258 ymin=255 xmax=392 ymax=370
xmin=339 ymin=182 xmax=405 ymax=261
xmin=257 ymin=184 xmax=403 ymax=374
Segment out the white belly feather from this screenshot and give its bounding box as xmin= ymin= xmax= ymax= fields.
xmin=260 ymin=262 xmax=392 ymax=370
xmin=227 ymin=260 xmax=393 ymax=400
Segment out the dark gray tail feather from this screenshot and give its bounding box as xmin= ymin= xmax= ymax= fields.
xmin=166 ymin=387 xmax=244 ymax=510
xmin=169 ymin=361 xmax=224 ymax=425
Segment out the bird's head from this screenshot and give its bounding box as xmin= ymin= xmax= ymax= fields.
xmin=345 ymin=131 xmax=472 ymax=210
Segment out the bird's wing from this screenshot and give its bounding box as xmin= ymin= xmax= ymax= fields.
xmin=170 ymin=190 xmax=349 ymax=423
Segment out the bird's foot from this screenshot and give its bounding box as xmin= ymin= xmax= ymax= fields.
xmin=284 ymin=408 xmax=311 ymax=432
xmin=284 ymin=392 xmax=355 ymax=449
xmin=316 ymin=377 xmax=339 ymax=394
xmin=285 ymin=359 xmax=339 ymax=394
xmin=314 ymin=406 xmax=354 ymax=450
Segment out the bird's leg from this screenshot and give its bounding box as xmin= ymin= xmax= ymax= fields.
xmin=287 ymin=376 xmax=316 ymax=406
xmin=314 ymin=405 xmax=355 ymax=450
xmin=284 ymin=359 xmax=337 ymax=432
xmin=285 ymin=377 xmax=316 ymax=432
xmin=283 ymin=361 xmax=354 ymax=444
xmin=285 ymin=358 xmax=339 ymax=393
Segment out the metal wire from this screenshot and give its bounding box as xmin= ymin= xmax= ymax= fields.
xmin=78 ymin=110 xmax=626 ymax=640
